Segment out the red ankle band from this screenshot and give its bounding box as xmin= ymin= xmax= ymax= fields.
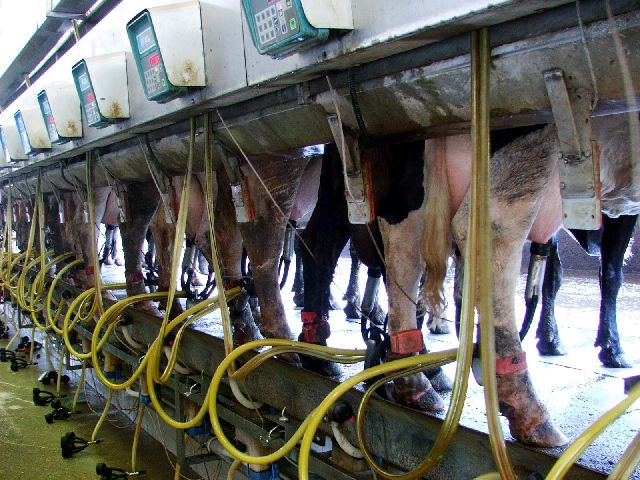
xmin=301 ymin=310 xmax=318 ymax=324
xmin=127 ymin=271 xmax=144 ymax=283
xmin=390 ymin=329 xmax=424 ymax=355
xmin=302 ymin=320 xmax=330 ymax=343
xmin=495 ymin=352 xmax=527 ymax=375
xmin=85 ymin=265 xmax=95 ymax=275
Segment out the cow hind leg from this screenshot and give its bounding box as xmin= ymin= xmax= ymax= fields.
xmin=596 ymin=213 xmax=637 ymax=368
xmin=452 ymin=197 xmax=567 ymax=447
xmin=379 ymin=210 xmax=446 ymax=411
xmin=536 ymin=235 xmax=567 ymax=356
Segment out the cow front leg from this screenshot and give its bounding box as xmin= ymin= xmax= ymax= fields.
xmin=342 ymin=241 xmax=361 ymax=319
xmin=119 ymin=182 xmax=161 ymax=317
xmin=596 ymin=213 xmax=637 ymax=368
xmin=536 ymin=235 xmax=566 ymax=355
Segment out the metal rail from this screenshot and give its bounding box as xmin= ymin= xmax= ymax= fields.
xmin=55 ymin=283 xmax=606 ymax=479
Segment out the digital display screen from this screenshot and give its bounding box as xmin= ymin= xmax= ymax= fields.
xmin=136 ymin=27 xmax=156 ymax=55
xmin=40 ymin=96 xmax=52 ymax=116
xmin=78 ymin=72 xmax=91 ymax=92
xmin=15 ymin=114 xmax=30 ymax=151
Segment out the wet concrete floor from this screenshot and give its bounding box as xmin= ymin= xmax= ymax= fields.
xmin=4 ymin=253 xmax=637 ymax=479
xmin=0 ymin=338 xmax=202 ymax=479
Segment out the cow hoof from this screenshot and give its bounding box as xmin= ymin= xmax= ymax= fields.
xmin=114 ymin=257 xmax=125 ymax=267
xmin=599 ymin=348 xmax=632 ymax=368
xmin=137 ymin=301 xmax=163 ymax=318
xmin=343 ymin=302 xmax=360 ymax=320
xmin=510 ymin=417 xmax=568 ymax=448
xmin=300 ymin=355 xmax=341 ymax=377
xmin=536 ymin=338 xmax=567 ymax=356
xmin=103 ymin=256 xmax=114 ymax=266
xmin=387 ymin=373 xmax=444 ymax=412
xmin=428 ymin=321 xmax=451 ymax=335
xmin=497 ymin=369 xmax=568 ymax=448
xmin=370 ymin=304 xmax=387 ymax=326
xmin=426 ymin=367 xmax=453 ymax=392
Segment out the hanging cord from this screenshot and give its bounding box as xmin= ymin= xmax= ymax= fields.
xmin=348 ymin=68 xmax=369 ymax=141
xmin=575 ymin=0 xmax=599 ymax=110
xmin=138 ymin=135 xmax=176 ymax=224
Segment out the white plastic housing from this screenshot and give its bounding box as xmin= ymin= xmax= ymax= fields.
xmin=84 ymin=52 xmax=130 ymax=119
xmin=42 ymin=85 xmax=83 ymax=138
xmin=18 ymin=107 xmax=52 ymax=151
xmin=0 ymin=122 xmax=28 ymax=161
xmin=299 ymin=0 xmax=353 ymax=29
xmin=145 ymin=2 xmax=206 ymax=87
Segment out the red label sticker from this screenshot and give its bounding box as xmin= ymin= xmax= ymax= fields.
xmin=48 ymin=116 xmax=55 ymax=124
xmin=149 ymin=53 xmax=160 ymax=66
xmin=87 ymin=92 xmax=95 ymax=102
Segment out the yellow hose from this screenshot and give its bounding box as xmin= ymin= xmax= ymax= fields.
xmin=131 ymin=403 xmax=147 ymax=472
xmin=546 ymin=383 xmax=640 ymax=480
xmin=148 ymin=118 xmax=196 ymax=385
xmin=608 ymin=431 xmax=640 ymax=480
xmin=91 ymin=388 xmax=113 ymax=442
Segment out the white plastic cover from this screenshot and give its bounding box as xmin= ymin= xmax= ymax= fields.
xmin=18 ymin=107 xmax=52 ymax=150
xmin=84 ymin=52 xmax=130 ymax=119
xmin=146 ymin=1 xmax=206 ymax=87
xmin=0 ymin=118 xmax=28 ymax=161
xmin=299 ymin=0 xmax=353 ymax=29
xmin=43 ymin=85 xmax=82 ymax=138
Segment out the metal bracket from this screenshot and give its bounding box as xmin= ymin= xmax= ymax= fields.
xmin=543 ymin=68 xmax=601 ymax=230
xmin=327 ymin=114 xmax=373 ymax=224
xmin=214 ymin=141 xmax=254 ymax=223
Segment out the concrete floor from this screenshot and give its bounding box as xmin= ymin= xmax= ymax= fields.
xmin=188 ymin=253 xmax=640 ymax=478
xmin=0 ymin=337 xmax=203 ymax=479
xmin=2 ymin=252 xmax=638 ymax=479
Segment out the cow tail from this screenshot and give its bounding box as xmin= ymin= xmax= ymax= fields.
xmin=422 ymin=138 xmax=451 ymax=317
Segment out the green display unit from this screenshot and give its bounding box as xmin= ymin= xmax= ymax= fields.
xmin=37 ymin=91 xmax=67 ymax=144
xmin=14 ymin=111 xmax=37 ymax=156
xmin=72 ymin=60 xmax=111 ymax=129
xmin=126 ymin=10 xmax=187 ymax=103
xmin=242 ymin=0 xmax=329 ymax=58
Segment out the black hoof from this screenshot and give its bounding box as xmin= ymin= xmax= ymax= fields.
xmin=536 ymin=338 xmax=567 ymax=356
xmin=300 ymin=355 xmax=341 ymax=377
xmin=369 ymin=304 xmax=386 ymax=327
xmin=343 ymin=302 xmax=360 ymax=320
xmin=428 ymin=321 xmax=451 ymax=335
xmin=425 ymin=367 xmax=453 ymax=392
xmin=599 ymin=348 xmax=632 ymax=368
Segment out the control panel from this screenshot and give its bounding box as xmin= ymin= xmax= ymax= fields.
xmin=14 ymin=112 xmax=32 ymax=155
xmin=0 ymin=128 xmax=7 ymax=165
xmin=242 ymin=0 xmax=352 ymax=58
xmin=37 ymin=86 xmax=82 ymax=144
xmin=72 ymin=53 xmax=130 ymax=128
xmin=37 ymin=91 xmax=63 ymax=144
xmin=74 ymin=62 xmax=105 ymax=127
xmin=127 ymin=3 xmax=205 ymax=103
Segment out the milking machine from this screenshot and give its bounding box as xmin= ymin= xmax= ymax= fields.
xmin=520 ymin=240 xmax=552 ymax=340
xmin=1 ymin=8 xmax=638 ymax=475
